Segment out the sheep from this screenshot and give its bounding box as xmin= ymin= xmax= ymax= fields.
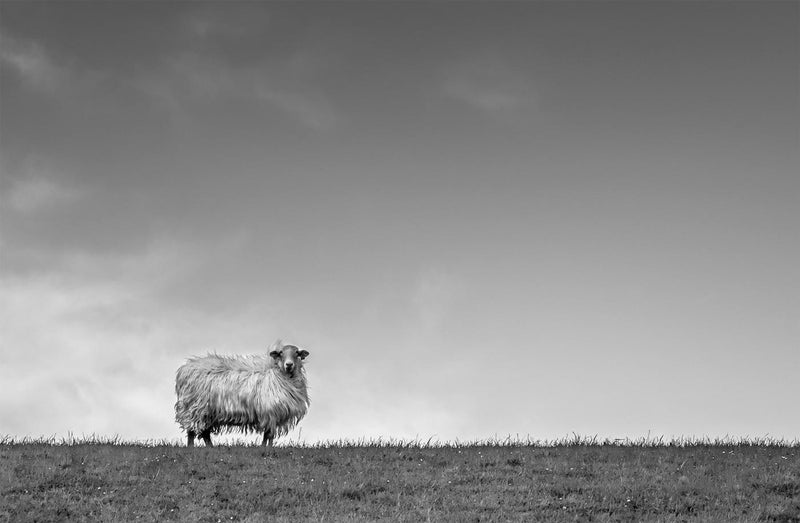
xmin=174 ymin=340 xmax=310 ymax=447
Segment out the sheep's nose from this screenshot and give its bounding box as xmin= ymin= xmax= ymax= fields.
xmin=285 ymin=362 xmax=294 ymax=371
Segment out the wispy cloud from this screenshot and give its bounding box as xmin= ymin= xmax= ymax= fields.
xmin=1 ymin=160 xmax=85 ymax=214
xmin=442 ymin=53 xmax=539 ymax=121
xmin=255 ymin=86 xmax=337 ymax=131
xmin=0 ymin=34 xmax=63 ymax=92
xmin=3 ymin=14 xmax=338 ymax=131
xmin=0 ymin=33 xmax=101 ymax=95
xmin=182 ymin=7 xmax=269 ymax=40
xmin=138 ymin=51 xmax=339 ymax=131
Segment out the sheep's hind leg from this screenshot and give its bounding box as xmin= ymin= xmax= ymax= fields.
xmin=187 ymin=430 xmax=196 ymax=447
xmin=262 ymin=428 xmax=274 ymax=447
xmin=200 ymin=430 xmax=213 ymax=447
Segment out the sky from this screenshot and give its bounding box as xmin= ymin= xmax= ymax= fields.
xmin=1 ymin=1 xmax=798 ymax=444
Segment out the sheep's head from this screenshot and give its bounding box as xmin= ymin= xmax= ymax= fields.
xmin=269 ymin=344 xmax=309 ymax=378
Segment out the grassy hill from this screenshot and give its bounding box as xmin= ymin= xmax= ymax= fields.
xmin=1 ymin=436 xmax=798 ymax=521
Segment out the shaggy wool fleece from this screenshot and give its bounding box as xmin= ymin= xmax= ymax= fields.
xmin=175 ymin=353 xmax=309 ymax=437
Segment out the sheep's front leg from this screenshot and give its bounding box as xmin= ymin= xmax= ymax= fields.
xmin=200 ymin=430 xmax=213 ymax=447
xmin=262 ymin=428 xmax=274 ymax=447
xmin=187 ymin=430 xmax=196 ymax=447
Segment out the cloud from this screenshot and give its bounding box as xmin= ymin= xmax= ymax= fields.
xmin=1 ymin=234 xmax=452 ymax=442
xmin=4 ymin=176 xmax=82 ymax=214
xmin=182 ymin=7 xmax=269 ymax=40
xmin=0 ymin=274 xmax=160 ymax=437
xmin=445 ymin=82 xmax=525 ymax=113
xmin=0 ymin=34 xmax=62 ymax=92
xmin=0 ymin=237 xmax=282 ymax=440
xmin=255 ymin=86 xmax=337 ymax=131
xmin=137 ymin=51 xmax=339 ymax=131
xmin=442 ymin=53 xmax=539 ymax=121
xmin=2 ymin=16 xmax=338 ymax=131
xmin=0 ymin=33 xmax=102 ymax=95
xmin=1 ymin=160 xmax=85 ymax=214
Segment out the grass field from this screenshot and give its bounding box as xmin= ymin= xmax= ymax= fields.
xmin=1 ymin=436 xmax=798 ymax=522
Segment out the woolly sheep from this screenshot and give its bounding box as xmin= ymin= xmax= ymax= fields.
xmin=174 ymin=340 xmax=310 ymax=447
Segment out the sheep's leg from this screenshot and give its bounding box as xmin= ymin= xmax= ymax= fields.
xmin=187 ymin=430 xmax=196 ymax=447
xmin=262 ymin=428 xmax=274 ymax=447
xmin=200 ymin=430 xmax=213 ymax=447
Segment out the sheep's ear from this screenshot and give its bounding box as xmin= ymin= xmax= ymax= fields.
xmin=298 ymin=350 xmax=309 ymax=360
xmin=269 ymin=350 xmax=281 ymax=359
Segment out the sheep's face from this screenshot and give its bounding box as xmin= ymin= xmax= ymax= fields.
xmin=269 ymin=345 xmax=309 ymax=378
